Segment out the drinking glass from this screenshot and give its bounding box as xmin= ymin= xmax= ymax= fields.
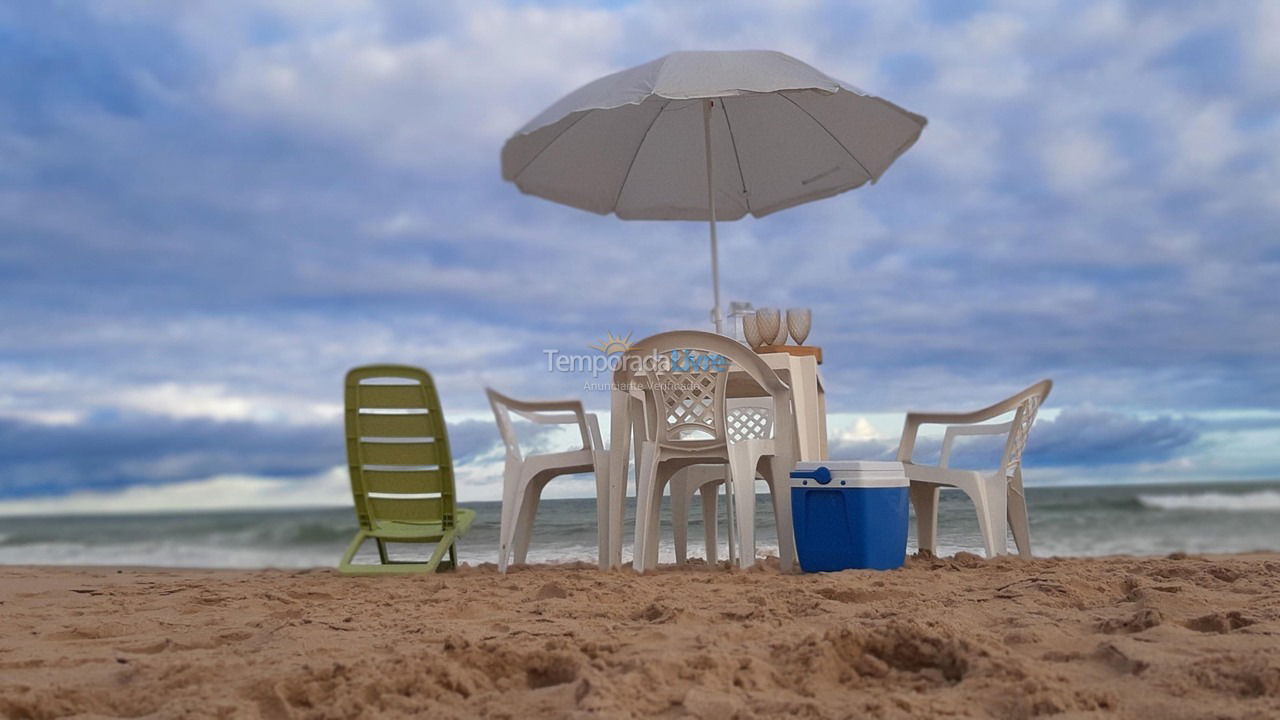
xmin=772 ymin=318 xmax=788 ymax=344
xmin=741 ymin=312 xmax=764 ymax=348
xmin=787 ymin=308 xmax=812 ymax=345
xmin=755 ymin=307 xmax=785 ymax=346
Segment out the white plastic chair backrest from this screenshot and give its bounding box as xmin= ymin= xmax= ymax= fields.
xmin=486 ymin=389 xmax=521 ymax=460
xmin=1001 ymin=381 xmax=1051 ymax=478
xmin=615 ymin=331 xmax=792 ymax=449
xmin=726 ymin=403 xmax=773 ymax=442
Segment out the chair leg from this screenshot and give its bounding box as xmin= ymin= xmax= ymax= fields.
xmin=700 ymin=481 xmax=719 ymax=563
xmin=1007 ymin=469 xmax=1032 ymax=558
xmin=376 ymin=539 xmax=391 ymax=564
xmin=512 ymin=478 xmax=545 ymax=565
xmin=498 ymin=462 xmax=524 ymax=573
xmin=909 ymin=482 xmax=940 ymax=556
xmin=986 ymin=474 xmax=1010 ymax=556
xmin=728 ymin=448 xmax=757 ymax=568
xmin=670 ymin=468 xmax=691 ymax=564
xmin=422 ymin=529 xmax=459 ymax=573
xmin=338 ymin=531 xmax=369 ymax=574
xmin=765 ymin=457 xmax=795 ymax=573
xmin=723 ymin=480 xmax=737 ymax=567
xmin=593 ymin=451 xmax=611 ymax=570
xmin=963 ymin=478 xmax=1008 ymax=558
xmin=632 ymin=444 xmax=658 ymax=572
xmin=644 ymin=466 xmax=675 ymax=570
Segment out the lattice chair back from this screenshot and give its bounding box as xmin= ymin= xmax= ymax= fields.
xmin=617 ymin=331 xmax=792 ymax=450
xmin=726 ymin=405 xmax=773 ymax=443
xmin=648 ymin=347 xmax=729 ymax=444
xmin=1000 ymin=380 xmax=1053 ymax=479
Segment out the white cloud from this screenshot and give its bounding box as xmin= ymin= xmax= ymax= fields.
xmin=912 ymin=116 xmax=1000 ymax=184
xmin=0 ymin=408 xmax=85 ymax=426
xmin=1172 ymin=101 xmax=1243 ymax=180
xmin=0 ymin=467 xmax=351 ymax=517
xmin=209 ymin=0 xmax=622 ymax=169
xmin=931 ymin=12 xmax=1031 ymax=100
xmin=1040 ymin=128 xmax=1125 ymax=195
xmin=1244 ymin=1 xmax=1280 ymax=86
xmin=837 ymin=416 xmax=885 ymax=442
xmin=111 ymin=383 xmax=265 ymax=422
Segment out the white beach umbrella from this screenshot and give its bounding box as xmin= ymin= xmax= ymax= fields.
xmin=501 ymin=50 xmax=927 ymax=332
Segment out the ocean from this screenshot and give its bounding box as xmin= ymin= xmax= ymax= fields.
xmin=1 ymin=480 xmax=1277 ymax=569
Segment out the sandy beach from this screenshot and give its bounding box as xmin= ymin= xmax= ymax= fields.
xmin=1 ymin=553 xmax=1278 ymax=719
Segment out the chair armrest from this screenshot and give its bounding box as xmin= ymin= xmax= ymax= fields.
xmin=899 ymin=411 xmax=1010 ymax=464
xmin=585 ymin=413 xmax=604 ymax=451
xmin=487 ymin=387 xmax=584 ymax=417
xmin=898 ymin=379 xmax=1052 ymax=464
xmin=487 ymin=388 xmax=595 ymax=452
xmin=940 ymin=421 xmax=1013 ymax=468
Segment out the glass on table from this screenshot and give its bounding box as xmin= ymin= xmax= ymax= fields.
xmin=787 ymin=308 xmax=812 ymax=345
xmin=741 ymin=312 xmax=765 ymax=349
xmin=754 ymin=308 xmax=784 ymax=346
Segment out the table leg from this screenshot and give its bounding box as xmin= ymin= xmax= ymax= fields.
xmin=789 ymin=355 xmax=823 ymax=461
xmin=816 ymin=380 xmax=828 ymax=459
xmin=607 ymin=388 xmax=631 ymax=569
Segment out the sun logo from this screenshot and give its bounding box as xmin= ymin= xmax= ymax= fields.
xmin=590 ymin=330 xmax=633 ymax=356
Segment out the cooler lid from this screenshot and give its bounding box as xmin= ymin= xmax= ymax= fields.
xmin=789 ymin=461 xmax=908 ymax=489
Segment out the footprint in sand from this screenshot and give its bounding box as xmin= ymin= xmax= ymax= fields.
xmin=1184 ymin=611 xmax=1257 ymax=634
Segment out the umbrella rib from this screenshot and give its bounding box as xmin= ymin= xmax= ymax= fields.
xmin=510 ymin=111 xmax=594 ymax=181
xmin=610 ymin=99 xmax=671 ymax=213
xmin=777 ymin=92 xmax=874 ymax=182
xmin=718 ymin=98 xmax=751 ymax=214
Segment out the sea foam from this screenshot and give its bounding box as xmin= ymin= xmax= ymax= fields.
xmin=1137 ymin=489 xmax=1280 ymax=512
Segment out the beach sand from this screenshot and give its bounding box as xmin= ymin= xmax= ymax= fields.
xmin=1 ymin=553 xmax=1278 ymax=719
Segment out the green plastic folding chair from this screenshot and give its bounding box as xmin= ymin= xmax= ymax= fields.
xmin=339 ymin=364 xmax=475 ymax=574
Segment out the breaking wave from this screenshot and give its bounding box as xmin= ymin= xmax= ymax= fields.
xmin=1137 ymin=490 xmax=1280 ymax=512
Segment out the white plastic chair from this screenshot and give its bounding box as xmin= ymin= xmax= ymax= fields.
xmin=670 ymin=403 xmax=774 ymax=564
xmin=618 ymin=331 xmax=795 ymax=572
xmin=896 ymin=379 xmax=1052 ymax=558
xmin=486 ymin=388 xmax=609 ymax=572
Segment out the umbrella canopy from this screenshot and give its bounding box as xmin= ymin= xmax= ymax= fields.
xmin=501 ymin=50 xmax=926 ymax=329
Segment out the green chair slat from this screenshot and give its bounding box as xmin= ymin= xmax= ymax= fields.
xmin=368 ymin=495 xmax=444 ymax=523
xmin=357 ymin=440 xmax=443 ymax=467
xmin=361 ymin=468 xmax=445 ymax=495
xmin=355 ymin=413 xmax=435 ymax=437
xmin=355 ymin=384 xmax=429 ymax=409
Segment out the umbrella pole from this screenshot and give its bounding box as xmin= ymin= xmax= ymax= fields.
xmin=703 ymin=99 xmax=723 ymax=334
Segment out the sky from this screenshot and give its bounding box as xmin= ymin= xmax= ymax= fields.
xmin=1 ymin=0 xmax=1278 ymax=514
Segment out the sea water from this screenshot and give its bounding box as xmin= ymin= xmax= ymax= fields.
xmin=0 ymin=480 xmax=1277 ymax=569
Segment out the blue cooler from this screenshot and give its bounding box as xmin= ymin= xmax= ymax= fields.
xmin=790 ymin=461 xmax=909 ymax=571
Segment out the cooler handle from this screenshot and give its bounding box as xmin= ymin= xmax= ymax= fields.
xmin=791 ymin=466 xmax=832 ymax=485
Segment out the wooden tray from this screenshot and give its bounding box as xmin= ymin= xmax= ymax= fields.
xmin=756 ymin=345 xmax=822 ymax=364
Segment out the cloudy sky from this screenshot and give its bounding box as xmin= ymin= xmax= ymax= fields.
xmin=1 ymin=0 xmax=1278 ymax=513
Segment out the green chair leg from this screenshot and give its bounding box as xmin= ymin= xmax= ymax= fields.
xmin=338 ymin=530 xmax=371 ymax=575
xmin=337 ymin=509 xmax=476 ymax=575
